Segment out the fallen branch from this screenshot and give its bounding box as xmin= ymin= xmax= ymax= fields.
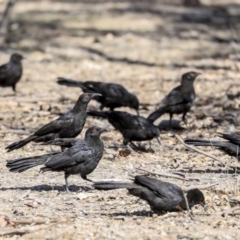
xmin=0 ymin=224 xmax=53 ymax=236
xmin=216 ymin=207 xmax=240 ymax=217
xmin=182 ymin=191 xmax=195 ymax=221
xmin=176 ymin=134 xmax=240 ymax=172
xmin=183 ymin=183 xmax=218 ymax=191
xmin=175 ymin=134 xmax=226 ymax=166
xmin=136 ymin=167 xmax=200 ymax=181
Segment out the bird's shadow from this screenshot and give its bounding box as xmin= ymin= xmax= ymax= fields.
xmin=100 ymin=210 xmax=156 ymax=217
xmin=0 ymin=184 xmax=92 ymax=193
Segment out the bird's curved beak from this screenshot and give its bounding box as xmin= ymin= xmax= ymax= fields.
xmin=156 ymin=136 xmax=161 ymax=145
xmin=99 ymin=126 xmax=109 ymax=133
xmin=196 ymin=72 xmax=202 ymax=77
xmin=202 ymin=202 xmax=208 ymax=212
xmin=91 ymin=93 xmax=102 ymax=98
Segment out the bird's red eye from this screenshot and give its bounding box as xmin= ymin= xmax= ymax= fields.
xmin=190 ymin=72 xmax=196 ymax=77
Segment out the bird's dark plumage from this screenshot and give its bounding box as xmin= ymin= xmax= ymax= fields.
xmin=57 ymin=77 xmax=139 ymax=114
xmin=148 ymin=71 xmax=201 ymax=126
xmin=185 ymin=132 xmax=240 ymax=160
xmin=87 ymin=111 xmax=161 ymax=148
xmin=0 ymin=53 xmax=24 ymax=92
xmin=6 ymin=93 xmax=100 ymax=152
xmin=7 ymin=127 xmax=106 ymax=192
xmin=93 ymin=175 xmax=205 ymax=213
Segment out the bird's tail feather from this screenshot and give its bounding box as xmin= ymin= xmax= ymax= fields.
xmin=57 ymin=78 xmax=83 ymax=88
xmin=147 ymin=107 xmax=167 ymax=122
xmin=6 ymin=153 xmax=56 ymax=173
xmin=93 ymin=181 xmax=138 ymax=190
xmin=6 ymin=135 xmax=38 ymax=152
xmin=94 ymin=181 xmax=156 ymax=205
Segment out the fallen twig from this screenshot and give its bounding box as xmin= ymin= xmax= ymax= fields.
xmin=216 ymin=207 xmax=240 ymax=217
xmin=0 ymin=224 xmax=53 ymax=236
xmin=183 ymin=183 xmax=218 ymax=191
xmin=175 ymin=134 xmax=226 ymax=167
xmin=175 ymin=134 xmax=240 ymax=173
xmin=182 ymin=191 xmax=195 ymax=221
xmin=136 ymin=167 xmax=200 ymax=181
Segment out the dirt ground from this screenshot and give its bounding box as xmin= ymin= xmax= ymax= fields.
xmin=1 ymin=0 xmax=240 ymax=239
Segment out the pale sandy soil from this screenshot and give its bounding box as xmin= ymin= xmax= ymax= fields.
xmin=1 ymin=0 xmax=240 ymax=239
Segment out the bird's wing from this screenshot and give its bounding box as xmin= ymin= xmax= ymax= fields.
xmin=134 ymin=116 xmax=153 ymax=129
xmin=108 ymin=112 xmax=138 ymax=129
xmin=0 ymin=63 xmax=9 ymax=81
xmin=135 ymin=175 xmax=183 ymax=204
xmin=161 ymin=85 xmax=195 ymax=106
xmin=44 ymin=138 xmax=79 ymax=147
xmin=34 ymin=111 xmax=74 ymax=136
xmin=45 ymin=143 xmax=94 ymax=169
xmin=105 ymin=84 xmax=127 ymax=98
xmin=82 ymin=81 xmax=102 ymax=93
xmin=117 ymin=114 xmax=151 ymax=130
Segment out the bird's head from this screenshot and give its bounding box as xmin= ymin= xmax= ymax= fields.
xmin=85 ymin=126 xmax=108 ymax=139
xmin=186 ymin=188 xmax=206 ymax=209
xmin=128 ymin=94 xmax=140 ymax=115
xmin=10 ymin=53 xmax=24 ymax=63
xmin=80 ymin=93 xmax=102 ymax=103
xmin=182 ymin=71 xmax=201 ymax=83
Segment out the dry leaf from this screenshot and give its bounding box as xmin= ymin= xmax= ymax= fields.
xmin=118 ymin=149 xmax=131 ymax=157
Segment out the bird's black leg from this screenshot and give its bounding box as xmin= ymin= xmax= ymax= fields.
xmin=169 ymin=113 xmax=173 ymax=128
xmin=100 ymin=104 xmax=104 ymax=111
xmin=65 ymin=173 xmax=71 ymax=192
xmin=82 ymin=175 xmax=92 ymax=182
xmin=182 ymin=112 xmax=188 ymax=129
xmin=182 ymin=112 xmax=187 ymax=124
xmin=129 ymin=142 xmax=150 ymax=152
xmin=12 ymin=84 xmax=16 ymax=92
xmin=130 ymin=142 xmax=139 ymax=150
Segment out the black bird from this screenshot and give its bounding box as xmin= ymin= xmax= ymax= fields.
xmin=185 ymin=132 xmax=240 ymax=160
xmin=57 ymin=77 xmax=139 ymax=114
xmin=93 ymin=175 xmax=205 ymax=213
xmin=0 ymin=53 xmax=24 ymax=92
xmin=87 ymin=111 xmax=161 ymax=150
xmin=148 ymin=71 xmax=201 ymax=126
xmin=6 ymin=127 xmax=106 ymax=192
xmin=6 ymin=93 xmax=100 ymax=152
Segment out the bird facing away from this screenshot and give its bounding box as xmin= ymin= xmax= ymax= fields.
xmin=148 ymin=71 xmax=201 ymax=127
xmin=7 ymin=127 xmax=106 ymax=192
xmin=93 ymin=175 xmax=205 ymax=213
xmin=57 ymin=77 xmax=139 ymax=114
xmin=0 ymin=53 xmax=24 ymax=92
xmin=87 ymin=111 xmax=161 ymax=150
xmin=185 ymin=132 xmax=240 ymax=160
xmin=6 ymin=93 xmax=101 ymax=152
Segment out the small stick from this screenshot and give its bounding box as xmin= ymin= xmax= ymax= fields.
xmin=182 ymin=191 xmax=195 ymax=221
xmin=216 ymin=207 xmax=240 ymax=217
xmin=183 ymin=183 xmax=218 ymax=191
xmin=176 ymin=134 xmax=240 ymax=172
xmin=175 ymin=134 xmax=226 ymax=166
xmin=0 ymin=223 xmax=57 ymax=236
xmin=136 ymin=167 xmax=200 ymax=181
